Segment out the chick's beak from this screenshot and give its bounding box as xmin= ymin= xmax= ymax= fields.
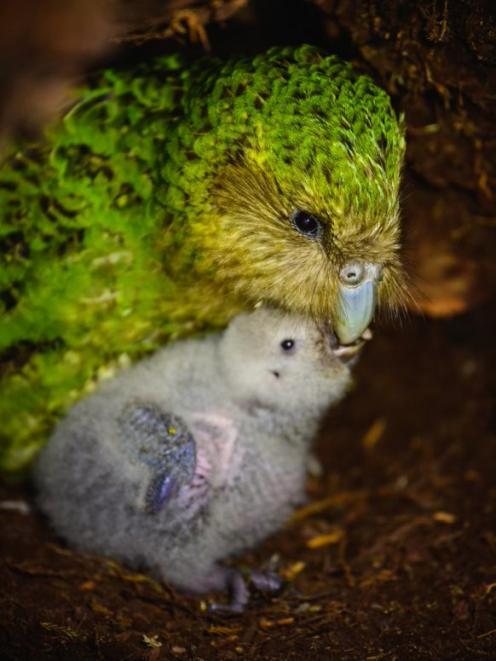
xmin=333 ymin=262 xmax=381 ymax=345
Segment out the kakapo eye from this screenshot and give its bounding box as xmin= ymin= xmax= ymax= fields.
xmin=280 ymin=339 xmax=295 ymax=352
xmin=291 ymin=210 xmax=322 ymax=239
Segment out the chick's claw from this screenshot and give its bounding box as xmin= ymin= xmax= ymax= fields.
xmin=207 ymin=570 xmax=250 ymax=615
xmin=249 ymin=569 xmax=283 ymax=593
xmin=207 ymin=568 xmax=283 ymax=614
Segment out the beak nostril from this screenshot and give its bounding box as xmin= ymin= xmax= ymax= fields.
xmin=339 ymin=261 xmax=365 ymax=287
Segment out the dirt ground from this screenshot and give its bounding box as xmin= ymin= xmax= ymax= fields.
xmin=1 ymin=1 xmax=495 ymax=659
xmin=1 ymin=301 xmax=495 ymax=660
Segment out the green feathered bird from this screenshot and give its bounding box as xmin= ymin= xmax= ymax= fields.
xmin=0 ymin=45 xmax=406 ymax=473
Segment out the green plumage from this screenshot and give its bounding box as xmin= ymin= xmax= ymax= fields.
xmin=0 ymin=46 xmax=405 ymax=473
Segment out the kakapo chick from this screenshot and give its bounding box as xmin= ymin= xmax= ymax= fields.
xmin=34 ymin=308 xmax=355 ymax=611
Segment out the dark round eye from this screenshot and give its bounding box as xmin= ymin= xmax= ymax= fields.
xmin=280 ymin=339 xmax=295 ymax=351
xmin=291 ymin=210 xmax=321 ymax=238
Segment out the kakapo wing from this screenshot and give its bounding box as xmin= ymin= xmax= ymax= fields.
xmin=0 ymin=54 xmax=210 ymax=473
xmin=117 ymin=402 xmax=197 ymax=515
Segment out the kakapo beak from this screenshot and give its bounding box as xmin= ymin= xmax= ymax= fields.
xmin=334 ymin=277 xmax=377 ymax=345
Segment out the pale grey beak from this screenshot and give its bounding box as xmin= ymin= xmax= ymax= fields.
xmin=334 ymin=262 xmax=380 ymax=345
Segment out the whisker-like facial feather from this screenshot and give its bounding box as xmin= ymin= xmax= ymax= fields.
xmin=187 ymin=112 xmax=405 ymax=327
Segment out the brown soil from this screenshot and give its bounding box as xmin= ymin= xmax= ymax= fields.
xmin=1 ymin=1 xmax=495 ymax=659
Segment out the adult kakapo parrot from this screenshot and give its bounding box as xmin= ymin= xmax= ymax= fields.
xmin=0 ymin=45 xmax=406 ymax=473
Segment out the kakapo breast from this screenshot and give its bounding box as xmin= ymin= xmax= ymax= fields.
xmin=205 ymin=440 xmax=308 ymax=553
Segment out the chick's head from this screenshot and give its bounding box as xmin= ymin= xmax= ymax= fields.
xmin=219 ymin=308 xmax=353 ymax=415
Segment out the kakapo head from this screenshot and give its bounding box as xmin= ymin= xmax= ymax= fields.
xmin=164 ymin=45 xmax=407 ymax=345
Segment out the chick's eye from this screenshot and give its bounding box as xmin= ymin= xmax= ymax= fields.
xmin=280 ymin=339 xmax=295 ymax=352
xmin=291 ymin=210 xmax=321 ymax=238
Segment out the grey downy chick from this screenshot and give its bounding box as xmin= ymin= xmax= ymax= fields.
xmin=34 ymin=308 xmax=355 ymax=612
